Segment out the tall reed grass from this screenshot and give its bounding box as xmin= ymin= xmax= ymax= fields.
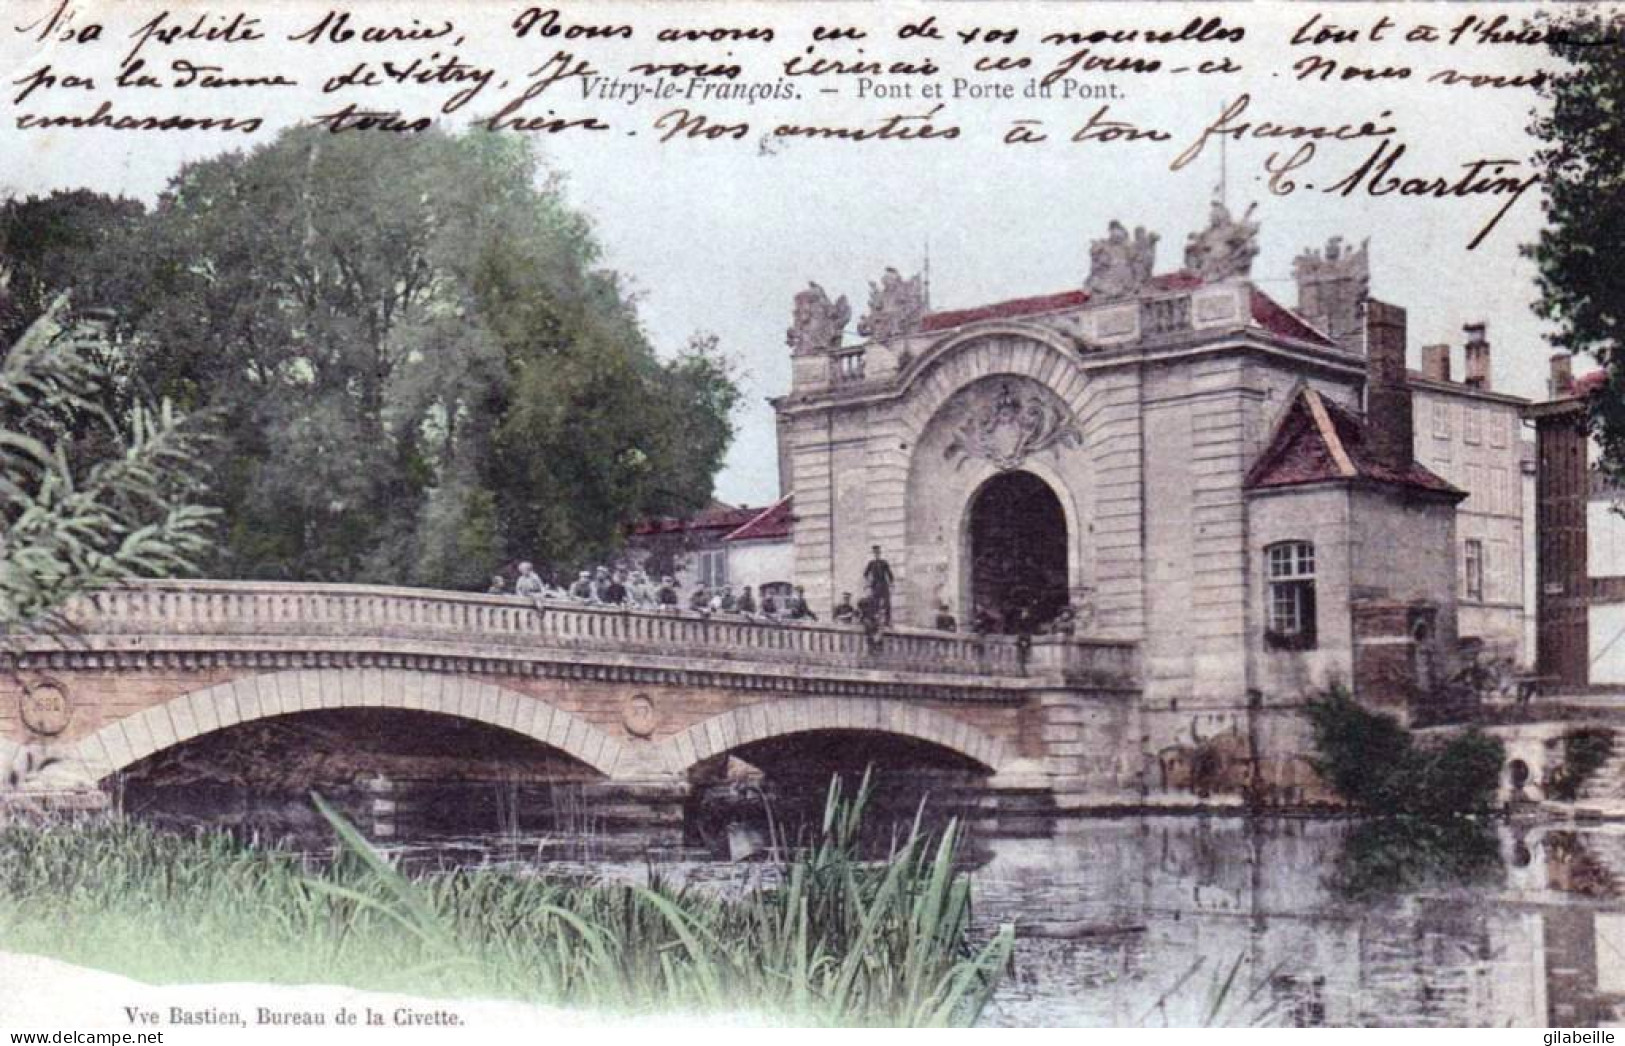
xmin=0 ymin=772 xmax=1012 ymax=1026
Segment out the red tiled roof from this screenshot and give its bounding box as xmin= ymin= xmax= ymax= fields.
xmin=1245 ymin=388 xmax=1462 ymax=497
xmin=920 ymin=289 xmax=1090 ymax=332
xmin=724 ymin=494 xmax=793 ymax=542
xmin=1576 ymin=369 xmax=1608 ymax=396
xmin=1249 ymin=288 xmax=1333 ymax=347
xmin=630 ymin=502 xmax=761 ymax=537
xmin=914 ymin=275 xmax=1334 ymax=348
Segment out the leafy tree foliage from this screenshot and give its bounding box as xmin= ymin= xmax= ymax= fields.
xmin=10 ymin=129 xmax=739 ymax=587
xmin=1304 ymin=686 xmax=1504 ymax=816
xmin=0 ymin=298 xmax=216 ymax=635
xmin=0 ymin=190 xmax=145 ymax=349
xmin=1526 ymin=12 xmax=1625 ymax=470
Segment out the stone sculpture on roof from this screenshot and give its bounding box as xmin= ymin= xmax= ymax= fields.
xmin=1085 ymin=220 xmax=1160 ymax=301
xmin=1184 ymin=200 xmax=1261 ymax=282
xmin=786 ymin=282 xmax=851 ymax=355
xmin=857 ymin=267 xmax=927 ymax=342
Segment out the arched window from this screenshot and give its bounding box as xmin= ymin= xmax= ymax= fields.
xmin=1266 ymin=541 xmax=1317 ymax=650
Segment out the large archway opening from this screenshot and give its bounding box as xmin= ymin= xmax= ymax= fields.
xmin=684 ymin=729 xmax=995 ymax=859
xmin=967 ymin=470 xmax=1069 ymax=634
xmin=119 ymin=709 xmax=607 ymax=846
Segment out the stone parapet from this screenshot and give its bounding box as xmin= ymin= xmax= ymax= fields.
xmin=14 ymin=581 xmax=1140 ymax=700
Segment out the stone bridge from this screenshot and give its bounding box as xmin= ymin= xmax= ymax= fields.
xmin=0 ymin=581 xmax=1141 ymax=811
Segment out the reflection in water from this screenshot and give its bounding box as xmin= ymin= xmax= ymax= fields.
xmin=119 ymin=784 xmax=1625 ymax=1027
xmin=974 ymin=818 xmax=1625 ymax=1027
xmin=1328 ymin=818 xmax=1504 ymax=903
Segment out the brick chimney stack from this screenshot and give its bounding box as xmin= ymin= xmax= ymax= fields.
xmin=1549 ymin=353 xmax=1575 ymax=399
xmin=1463 ymin=323 xmax=1490 ymax=390
xmin=1421 ymin=343 xmax=1451 ymax=383
xmin=1365 ymin=300 xmax=1414 ymax=471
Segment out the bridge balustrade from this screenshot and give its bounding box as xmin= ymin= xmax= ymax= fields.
xmin=48 ymin=581 xmax=1137 ymax=686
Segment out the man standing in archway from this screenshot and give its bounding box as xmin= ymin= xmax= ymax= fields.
xmin=864 ymin=545 xmax=894 ymax=627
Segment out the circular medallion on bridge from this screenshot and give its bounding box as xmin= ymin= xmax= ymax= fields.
xmin=19 ymin=681 xmax=71 ymax=737
xmin=622 ymin=694 xmax=658 ymax=738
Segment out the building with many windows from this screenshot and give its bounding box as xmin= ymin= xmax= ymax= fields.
xmin=1409 ymin=330 xmax=1532 ymax=664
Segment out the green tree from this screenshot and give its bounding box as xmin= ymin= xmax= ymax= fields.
xmin=67 ymin=128 xmax=738 ymax=586
xmin=1526 ymin=12 xmax=1625 ymax=471
xmin=1304 ymin=687 xmax=1504 ymax=816
xmin=1 ymin=298 xmax=215 ymax=635
xmin=0 ymin=190 xmax=145 ymax=349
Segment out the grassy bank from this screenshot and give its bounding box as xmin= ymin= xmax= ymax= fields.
xmin=0 ymin=776 xmax=1012 ymax=1027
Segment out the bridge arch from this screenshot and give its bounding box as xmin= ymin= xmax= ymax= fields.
xmin=654 ymin=697 xmax=1010 ymax=776
xmin=63 ymin=668 xmax=627 ymax=782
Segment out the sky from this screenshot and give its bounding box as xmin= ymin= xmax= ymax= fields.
xmin=0 ymin=0 xmax=1580 ymax=506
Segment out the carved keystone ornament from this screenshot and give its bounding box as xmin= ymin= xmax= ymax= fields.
xmin=944 ymin=382 xmax=1083 ymax=472
xmin=622 ymin=693 xmax=658 ymax=738
xmin=19 ymin=679 xmax=71 ymax=737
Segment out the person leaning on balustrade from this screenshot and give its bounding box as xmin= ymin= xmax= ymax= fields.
xmin=787 ymin=585 xmax=817 ymax=623
xmin=512 ymin=561 xmax=549 ymax=613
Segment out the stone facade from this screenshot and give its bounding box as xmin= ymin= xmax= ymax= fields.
xmin=776 ymin=231 xmax=1475 ymax=799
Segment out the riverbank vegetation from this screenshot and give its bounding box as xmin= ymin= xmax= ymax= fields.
xmin=1 ymin=297 xmax=215 ymax=638
xmin=1304 ymin=686 xmax=1504 ymax=816
xmin=0 ymin=776 xmax=1012 ymax=1027
xmin=1305 ymin=687 xmax=1508 ymax=900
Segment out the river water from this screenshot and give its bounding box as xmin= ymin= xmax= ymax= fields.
xmin=120 ymin=780 xmax=1625 ymax=1028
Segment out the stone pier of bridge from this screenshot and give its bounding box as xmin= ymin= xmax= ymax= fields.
xmin=0 ymin=581 xmax=1142 ymax=818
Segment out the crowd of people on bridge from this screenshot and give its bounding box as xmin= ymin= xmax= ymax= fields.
xmin=489 ymin=561 xmax=822 ymax=624
xmin=485 ymin=545 xmax=1083 ymax=642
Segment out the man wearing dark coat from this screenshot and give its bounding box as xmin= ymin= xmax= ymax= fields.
xmin=786 ymin=585 xmax=817 ymax=621
xmin=863 ymin=545 xmax=894 ymax=626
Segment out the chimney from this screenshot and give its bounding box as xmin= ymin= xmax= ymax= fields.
xmin=1364 ymin=300 xmax=1414 ymax=471
xmin=1463 ymin=323 xmax=1490 ymax=390
xmin=1293 ymin=237 xmax=1371 ymax=356
xmin=1549 ymin=353 xmax=1575 ymax=399
xmin=1421 ymin=343 xmax=1451 ymax=383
